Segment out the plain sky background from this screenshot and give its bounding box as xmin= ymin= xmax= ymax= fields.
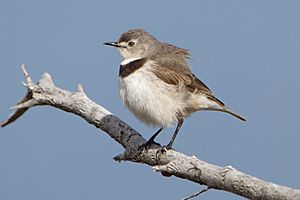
xmin=0 ymin=1 xmax=299 ymax=199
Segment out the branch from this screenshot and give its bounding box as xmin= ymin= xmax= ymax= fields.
xmin=2 ymin=65 xmax=300 ymax=200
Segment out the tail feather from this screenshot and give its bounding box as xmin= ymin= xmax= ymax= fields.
xmin=203 ymin=107 xmax=246 ymax=121
xmin=222 ymin=107 xmax=246 ymax=121
xmin=200 ymin=95 xmax=246 ymax=121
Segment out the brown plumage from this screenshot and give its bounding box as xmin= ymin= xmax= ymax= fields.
xmin=151 ymin=42 xmax=245 ymax=121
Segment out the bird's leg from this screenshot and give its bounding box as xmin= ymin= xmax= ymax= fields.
xmin=165 ymin=118 xmax=184 ymax=149
xmin=147 ymin=128 xmax=163 ymax=144
xmin=138 ymin=128 xmax=163 ymax=150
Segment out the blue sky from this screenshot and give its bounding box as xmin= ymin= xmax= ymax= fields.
xmin=0 ymin=1 xmax=299 ymax=199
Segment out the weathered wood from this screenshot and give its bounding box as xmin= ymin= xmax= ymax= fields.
xmin=2 ymin=65 xmax=300 ymax=200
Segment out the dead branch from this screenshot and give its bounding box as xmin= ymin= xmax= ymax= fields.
xmin=2 ymin=65 xmax=300 ymax=200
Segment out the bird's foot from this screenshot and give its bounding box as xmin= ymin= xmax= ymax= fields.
xmin=138 ymin=139 xmax=160 ymax=151
xmin=155 ymin=143 xmax=174 ymax=155
xmin=164 ymin=141 xmax=173 ymax=150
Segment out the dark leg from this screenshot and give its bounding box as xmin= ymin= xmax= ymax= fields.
xmin=147 ymin=128 xmax=163 ymax=144
xmin=138 ymin=128 xmax=163 ymax=150
xmin=166 ymin=118 xmax=184 ymax=149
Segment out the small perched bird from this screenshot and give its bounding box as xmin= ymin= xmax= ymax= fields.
xmin=104 ymin=29 xmax=245 ymax=149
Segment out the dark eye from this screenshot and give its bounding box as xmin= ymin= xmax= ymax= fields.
xmin=128 ymin=41 xmax=135 ymax=47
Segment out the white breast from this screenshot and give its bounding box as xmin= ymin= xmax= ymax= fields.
xmin=118 ymin=62 xmax=187 ymax=128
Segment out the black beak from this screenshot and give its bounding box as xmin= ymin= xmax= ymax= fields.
xmin=103 ymin=42 xmax=125 ymax=48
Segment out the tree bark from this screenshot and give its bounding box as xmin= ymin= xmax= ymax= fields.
xmin=2 ymin=65 xmax=300 ymax=200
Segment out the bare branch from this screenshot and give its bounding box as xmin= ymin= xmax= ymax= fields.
xmin=21 ymin=64 xmax=33 ymax=86
xmin=2 ymin=65 xmax=300 ymax=200
xmin=182 ymin=186 xmax=210 ymax=200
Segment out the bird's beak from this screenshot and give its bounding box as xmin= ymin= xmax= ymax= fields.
xmin=103 ymin=42 xmax=125 ymax=48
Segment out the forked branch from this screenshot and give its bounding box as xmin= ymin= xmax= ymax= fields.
xmin=2 ymin=65 xmax=300 ymax=200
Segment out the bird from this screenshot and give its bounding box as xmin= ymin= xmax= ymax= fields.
xmin=104 ymin=29 xmax=246 ymax=149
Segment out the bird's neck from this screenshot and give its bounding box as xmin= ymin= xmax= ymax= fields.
xmin=121 ymin=57 xmax=145 ymax=65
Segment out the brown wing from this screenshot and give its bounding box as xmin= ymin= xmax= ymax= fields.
xmin=152 ymin=56 xmax=213 ymax=96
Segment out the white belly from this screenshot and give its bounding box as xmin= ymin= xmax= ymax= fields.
xmin=119 ymin=67 xmax=186 ymax=128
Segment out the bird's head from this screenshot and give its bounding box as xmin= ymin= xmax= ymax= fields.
xmin=104 ymin=29 xmax=159 ymax=60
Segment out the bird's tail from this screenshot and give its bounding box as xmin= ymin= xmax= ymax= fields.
xmin=203 ymin=107 xmax=246 ymax=121
xmin=204 ymin=96 xmax=246 ymax=121
xmin=220 ymin=107 xmax=246 ymax=121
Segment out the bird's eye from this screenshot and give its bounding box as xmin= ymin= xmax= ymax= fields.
xmin=128 ymin=41 xmax=135 ymax=47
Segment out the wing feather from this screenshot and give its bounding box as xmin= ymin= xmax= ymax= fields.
xmin=152 ymin=57 xmax=213 ymax=96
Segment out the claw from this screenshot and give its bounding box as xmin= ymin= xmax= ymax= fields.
xmin=138 ymin=139 xmax=160 ymax=151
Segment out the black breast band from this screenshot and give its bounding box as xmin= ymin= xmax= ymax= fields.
xmin=119 ymin=58 xmax=147 ymax=78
